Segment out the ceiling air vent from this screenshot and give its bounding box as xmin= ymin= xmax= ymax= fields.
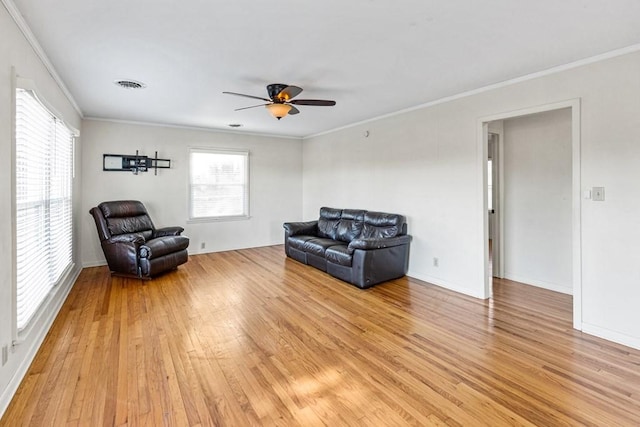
xmin=114 ymin=79 xmax=146 ymax=90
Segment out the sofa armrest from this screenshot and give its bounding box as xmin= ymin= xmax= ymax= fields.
xmin=283 ymin=220 xmax=318 ymax=236
xmin=348 ymin=235 xmax=412 ymax=251
xmin=108 ymin=233 xmax=146 ymax=244
xmin=153 ymin=226 xmax=184 ymax=238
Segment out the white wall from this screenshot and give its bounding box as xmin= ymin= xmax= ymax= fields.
xmin=81 ymin=120 xmax=302 ymax=266
xmin=303 ymin=50 xmax=640 ymax=349
xmin=0 ymin=3 xmax=83 ymax=415
xmin=502 ymin=109 xmax=573 ymax=294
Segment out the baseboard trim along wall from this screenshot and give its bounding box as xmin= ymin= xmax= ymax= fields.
xmin=582 ymin=322 xmax=640 ymax=351
xmin=407 ymin=271 xmax=487 ymax=300
xmin=0 ymin=266 xmax=81 ymax=418
xmin=503 ymin=273 xmax=573 ymax=295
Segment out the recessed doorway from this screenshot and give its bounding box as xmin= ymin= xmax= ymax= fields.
xmin=478 ymin=99 xmax=582 ymax=329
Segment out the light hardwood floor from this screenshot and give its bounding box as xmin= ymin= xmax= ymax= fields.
xmin=2 ymin=245 xmax=640 ymax=426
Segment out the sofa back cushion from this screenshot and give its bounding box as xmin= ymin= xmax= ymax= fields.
xmin=318 ymin=208 xmax=366 ymax=243
xmin=317 ymin=207 xmax=342 ymax=240
xmin=99 ymin=200 xmax=155 ymax=239
xmin=360 ymin=211 xmax=406 ymax=239
xmin=335 ymin=209 xmax=365 ymax=242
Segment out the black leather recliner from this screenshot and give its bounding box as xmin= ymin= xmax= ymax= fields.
xmin=90 ymin=200 xmax=189 ymax=278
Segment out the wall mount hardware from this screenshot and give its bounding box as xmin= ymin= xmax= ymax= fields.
xmin=103 ymin=151 xmax=170 ymax=175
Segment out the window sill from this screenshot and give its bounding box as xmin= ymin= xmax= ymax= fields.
xmin=187 ymin=215 xmax=251 ymax=224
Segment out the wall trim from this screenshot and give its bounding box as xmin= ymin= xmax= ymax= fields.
xmin=407 ymin=271 xmax=487 ymax=300
xmin=0 ymin=265 xmax=81 ymax=418
xmin=84 ymin=117 xmax=303 ymax=141
xmin=581 ymin=323 xmax=640 ymax=351
xmin=305 ymin=43 xmax=640 ymax=140
xmin=503 ymin=273 xmax=572 ymax=295
xmin=82 ymin=260 xmax=107 ymax=268
xmin=2 ymin=0 xmax=83 ymax=117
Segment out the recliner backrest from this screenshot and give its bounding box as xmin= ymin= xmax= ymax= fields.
xmin=99 ymin=200 xmax=155 ymax=240
xmin=360 ymin=211 xmax=406 ymax=239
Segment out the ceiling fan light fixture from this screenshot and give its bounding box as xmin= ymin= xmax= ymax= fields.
xmin=265 ymin=103 xmax=292 ymax=120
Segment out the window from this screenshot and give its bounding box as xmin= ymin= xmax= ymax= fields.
xmin=189 ymin=148 xmax=249 ymax=220
xmin=15 ymin=87 xmax=74 ymax=331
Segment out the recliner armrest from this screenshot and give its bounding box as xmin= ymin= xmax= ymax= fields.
xmin=348 ymin=235 xmax=412 ymax=251
xmin=108 ymin=233 xmax=146 ymax=244
xmin=283 ymin=221 xmax=318 ymax=236
xmin=153 ymin=226 xmax=184 ymax=238
xmin=140 ymin=235 xmax=190 ymax=259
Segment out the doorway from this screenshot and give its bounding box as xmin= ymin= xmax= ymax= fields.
xmin=487 ymin=132 xmax=501 ymax=279
xmin=478 ymin=99 xmax=582 ymax=329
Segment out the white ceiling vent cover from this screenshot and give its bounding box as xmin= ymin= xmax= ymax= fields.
xmin=114 ymin=79 xmax=146 ymax=89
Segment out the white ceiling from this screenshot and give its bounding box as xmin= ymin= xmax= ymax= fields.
xmin=9 ymin=0 xmax=640 ymax=138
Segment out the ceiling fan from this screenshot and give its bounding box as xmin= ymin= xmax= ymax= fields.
xmin=223 ymin=84 xmax=336 ymax=120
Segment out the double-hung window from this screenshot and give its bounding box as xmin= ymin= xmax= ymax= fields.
xmin=189 ymin=148 xmax=249 ymax=220
xmin=15 ymin=86 xmax=74 ymax=331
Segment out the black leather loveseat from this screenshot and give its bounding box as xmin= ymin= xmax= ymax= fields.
xmin=283 ymin=207 xmax=412 ymax=288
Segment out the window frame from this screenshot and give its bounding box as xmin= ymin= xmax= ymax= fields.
xmin=13 ymin=78 xmax=76 ymax=333
xmin=188 ymin=147 xmax=250 ymax=222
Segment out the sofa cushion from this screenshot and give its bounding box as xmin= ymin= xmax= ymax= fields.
xmin=293 ymin=237 xmax=339 ymax=257
xmin=317 ymin=207 xmax=341 ymax=240
xmin=287 ymin=235 xmax=316 ymax=251
xmin=335 ymin=209 xmax=365 ymax=243
xmin=360 ymin=211 xmax=406 ymax=239
xmin=325 ymin=245 xmax=353 ymax=266
xmin=303 ymin=237 xmax=336 ymax=257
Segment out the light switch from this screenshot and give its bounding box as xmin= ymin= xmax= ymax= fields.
xmin=583 ymin=190 xmax=591 ymax=199
xmin=592 ymin=187 xmax=605 ymax=201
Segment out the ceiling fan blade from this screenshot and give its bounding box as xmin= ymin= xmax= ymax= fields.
xmin=288 ymin=106 xmax=300 ymax=115
xmin=234 ymin=103 xmax=269 ymax=111
xmin=223 ymin=91 xmax=271 ymax=102
xmin=277 ymin=85 xmax=303 ymax=101
xmin=290 ymin=99 xmax=336 ymax=106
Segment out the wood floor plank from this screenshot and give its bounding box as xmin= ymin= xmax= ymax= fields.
xmin=3 ymin=245 xmax=640 ymax=426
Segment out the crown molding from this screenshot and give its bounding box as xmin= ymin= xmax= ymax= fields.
xmin=83 ymin=117 xmax=303 ymax=140
xmin=2 ymin=0 xmax=83 ymax=117
xmin=305 ymin=43 xmax=640 ymax=139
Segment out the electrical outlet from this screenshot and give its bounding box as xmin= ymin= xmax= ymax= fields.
xmin=433 ymin=257 xmax=439 ymax=267
xmin=200 ymin=242 xmax=205 ymax=249
xmin=2 ymin=345 xmax=8 ymax=366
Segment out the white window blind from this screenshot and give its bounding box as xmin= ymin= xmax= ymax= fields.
xmin=189 ymin=148 xmax=249 ymax=220
xmin=15 ymin=88 xmax=73 ymax=331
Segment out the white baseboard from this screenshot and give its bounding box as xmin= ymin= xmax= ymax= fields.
xmin=503 ymin=273 xmax=572 ymax=295
xmin=82 ymin=260 xmax=107 ymax=268
xmin=581 ymin=322 xmax=640 ymax=351
xmin=407 ymin=270 xmax=487 ymax=299
xmin=0 ymin=265 xmax=81 ymax=418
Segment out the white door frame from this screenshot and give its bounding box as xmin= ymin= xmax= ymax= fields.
xmin=487 ymin=131 xmax=504 ymax=278
xmin=477 ymin=98 xmax=582 ymax=329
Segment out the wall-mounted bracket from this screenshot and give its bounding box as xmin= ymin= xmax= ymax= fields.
xmin=103 ymin=151 xmax=171 ymax=175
